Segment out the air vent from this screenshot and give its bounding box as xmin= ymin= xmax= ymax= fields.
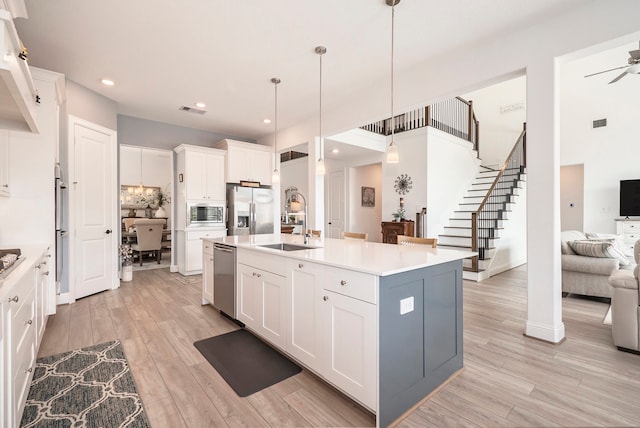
xmin=593 ymin=118 xmax=607 ymax=128
xmin=179 ymin=106 xmax=207 ymax=115
xmin=280 ymin=151 xmax=308 ymax=163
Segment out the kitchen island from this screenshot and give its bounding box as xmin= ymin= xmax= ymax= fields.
xmin=202 ymin=234 xmax=475 ymax=428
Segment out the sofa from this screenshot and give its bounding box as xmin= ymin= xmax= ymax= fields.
xmin=561 ymin=230 xmax=634 ymax=298
xmin=608 ymin=240 xmax=640 ymax=352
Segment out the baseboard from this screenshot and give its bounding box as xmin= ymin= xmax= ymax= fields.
xmin=524 ymin=320 xmax=565 ymax=343
xmin=170 ymin=264 xmax=179 ymax=273
xmin=57 ymin=292 xmax=73 ymax=305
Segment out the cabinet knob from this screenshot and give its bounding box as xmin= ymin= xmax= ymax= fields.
xmin=25 ymin=367 xmax=33 ymax=373
xmin=43 ymin=271 xmax=50 ymax=276
xmin=25 ymin=319 xmax=33 ymax=326
xmin=2 ymin=184 xmax=8 ymax=188
xmin=323 ymin=295 xmax=329 ymax=301
xmin=298 ymin=263 xmax=304 ymax=269
xmin=340 ymin=280 xmax=347 ymax=286
xmin=36 ymin=264 xmax=41 ymax=269
xmin=256 ymin=273 xmax=261 ymax=278
xmin=8 ymin=296 xmax=18 ymax=303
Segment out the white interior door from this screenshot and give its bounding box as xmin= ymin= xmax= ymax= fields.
xmin=70 ymin=117 xmax=117 ymax=300
xmin=326 ymin=170 xmax=345 ymax=239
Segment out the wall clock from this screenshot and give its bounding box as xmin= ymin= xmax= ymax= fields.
xmin=394 ymin=173 xmax=413 ymax=195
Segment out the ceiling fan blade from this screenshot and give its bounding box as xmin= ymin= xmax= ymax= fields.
xmin=630 ymin=49 xmax=640 ymax=60
xmin=609 ymin=71 xmax=628 ymax=84
xmin=584 ymin=65 xmax=627 ymax=78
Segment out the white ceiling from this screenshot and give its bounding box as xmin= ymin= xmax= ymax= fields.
xmin=15 ymin=0 xmax=589 ymax=143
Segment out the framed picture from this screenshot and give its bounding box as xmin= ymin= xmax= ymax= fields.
xmin=361 ymin=186 xmax=375 ymax=207
xmin=120 ymin=185 xmax=160 ymax=209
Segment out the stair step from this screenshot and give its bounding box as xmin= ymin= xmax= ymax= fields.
xmin=437 ymin=235 xmax=499 ymax=247
xmin=443 ymin=227 xmax=503 ymax=238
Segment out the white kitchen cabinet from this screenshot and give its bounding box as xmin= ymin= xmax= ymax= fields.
xmin=1 ymin=246 xmax=48 ymax=428
xmin=286 ymin=259 xmax=377 ymax=409
xmin=286 ymin=259 xmax=324 ymax=372
xmin=34 ymin=250 xmax=50 ymax=344
xmin=202 ymin=240 xmax=214 ymax=305
xmin=215 ymin=139 xmax=272 ymax=185
xmin=179 ymin=147 xmax=225 ymax=201
xmin=322 ymin=290 xmax=376 ymax=410
xmin=178 ymin=228 xmax=226 ymax=275
xmin=237 ymin=263 xmax=286 ymax=349
xmin=0 ymin=130 xmax=9 ymax=196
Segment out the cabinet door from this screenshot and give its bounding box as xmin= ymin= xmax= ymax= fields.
xmin=185 ymin=151 xmax=206 ymax=200
xmin=287 ymin=261 xmax=324 ymax=371
xmin=205 ymin=153 xmax=225 ymax=201
xmin=256 ymin=269 xmax=286 ymax=349
xmin=322 ymin=290 xmax=377 ymax=410
xmin=248 ymin=149 xmax=272 ymax=186
xmin=202 ymin=246 xmax=214 ymax=305
xmin=186 ymin=238 xmax=203 ymax=272
xmin=0 ymin=298 xmax=5 ymax=427
xmin=237 ymin=264 xmax=259 ymax=329
xmin=0 ymin=131 xmax=10 ymax=196
xmin=225 ymin=146 xmax=247 ymax=184
xmin=35 ymin=255 xmax=50 ymax=346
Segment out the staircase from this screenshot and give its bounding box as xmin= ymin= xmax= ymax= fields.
xmin=438 ymin=125 xmax=527 ymax=281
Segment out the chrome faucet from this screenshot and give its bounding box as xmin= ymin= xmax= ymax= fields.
xmin=292 ymin=191 xmax=309 ymax=245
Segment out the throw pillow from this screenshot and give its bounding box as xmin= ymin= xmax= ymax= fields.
xmin=568 ymin=240 xmax=630 ymax=266
xmin=585 ymin=232 xmax=631 ymax=256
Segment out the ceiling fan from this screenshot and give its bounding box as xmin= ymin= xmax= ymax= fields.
xmin=584 ymin=42 xmax=640 ymax=84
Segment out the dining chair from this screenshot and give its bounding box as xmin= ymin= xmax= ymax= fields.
xmin=131 ymin=219 xmax=165 ymax=265
xmin=122 ymin=217 xmax=137 ymax=231
xmin=397 ymin=235 xmax=438 ymax=248
xmin=341 ymin=231 xmax=368 ymax=241
xmin=307 ymin=229 xmax=321 ymax=238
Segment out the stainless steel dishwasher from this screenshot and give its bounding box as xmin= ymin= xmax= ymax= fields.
xmin=213 ymin=243 xmax=237 ymax=319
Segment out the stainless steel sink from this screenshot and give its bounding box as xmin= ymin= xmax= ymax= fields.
xmin=257 ymin=243 xmax=317 ymax=251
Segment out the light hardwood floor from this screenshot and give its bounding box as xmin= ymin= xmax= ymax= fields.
xmin=39 ymin=265 xmax=640 ymax=427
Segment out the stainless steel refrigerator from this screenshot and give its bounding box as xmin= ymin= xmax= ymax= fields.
xmin=227 ymin=184 xmax=274 ymax=235
xmin=54 ymin=163 xmax=67 ymax=289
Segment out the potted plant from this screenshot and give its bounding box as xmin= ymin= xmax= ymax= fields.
xmin=120 ymin=244 xmax=133 ymax=282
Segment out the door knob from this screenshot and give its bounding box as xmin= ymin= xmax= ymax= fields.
xmin=105 ymin=229 xmax=112 ymax=234
xmin=323 ymin=296 xmax=329 ymax=301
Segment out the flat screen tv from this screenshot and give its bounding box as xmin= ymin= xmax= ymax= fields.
xmin=620 ymin=179 xmax=640 ymax=217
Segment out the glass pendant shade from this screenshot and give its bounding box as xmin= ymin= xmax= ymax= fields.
xmin=386 ymin=141 xmax=399 ymax=163
xmin=316 ymin=157 xmax=326 ymax=175
xmin=272 ymin=168 xmax=280 ymax=183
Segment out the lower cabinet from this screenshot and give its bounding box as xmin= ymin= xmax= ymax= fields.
xmin=321 ymin=290 xmax=376 ymax=409
xmin=286 ymin=259 xmax=377 ymax=410
xmin=237 ymin=263 xmax=286 ymax=349
xmin=178 ymin=228 xmax=226 ymax=275
xmin=202 ymin=241 xmax=214 ymax=305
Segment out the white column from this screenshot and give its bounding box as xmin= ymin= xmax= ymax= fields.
xmin=525 ymin=57 xmax=565 ymax=343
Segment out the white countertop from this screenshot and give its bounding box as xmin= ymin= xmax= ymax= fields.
xmin=203 ymin=234 xmax=476 ymax=277
xmin=0 ymin=244 xmax=48 ymax=293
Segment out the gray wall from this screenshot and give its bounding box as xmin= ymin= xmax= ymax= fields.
xmin=66 ymin=80 xmax=118 ymax=131
xmin=117 ymin=115 xmax=255 ymax=150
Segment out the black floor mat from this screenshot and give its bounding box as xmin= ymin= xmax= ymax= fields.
xmin=194 ymin=329 xmax=301 ymax=397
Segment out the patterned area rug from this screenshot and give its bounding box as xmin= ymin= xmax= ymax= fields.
xmin=20 ymin=340 xmax=150 ymax=428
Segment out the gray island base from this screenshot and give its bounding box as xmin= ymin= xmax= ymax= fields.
xmin=379 ymin=259 xmax=463 ymax=427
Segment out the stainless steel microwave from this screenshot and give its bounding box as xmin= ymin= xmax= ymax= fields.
xmin=187 ymin=202 xmax=225 ymax=226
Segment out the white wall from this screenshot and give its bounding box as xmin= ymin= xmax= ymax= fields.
xmin=426 ymin=128 xmax=481 ymax=239
xmin=349 ymin=163 xmax=382 ymax=242
xmin=560 ymin=47 xmax=640 ymax=234
xmin=461 ymin=76 xmax=527 ymax=167
xmin=489 ymin=185 xmax=528 ymax=276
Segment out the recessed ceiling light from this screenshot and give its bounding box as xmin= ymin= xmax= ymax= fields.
xmin=263 ymin=118 xmax=271 ymax=124
xmin=195 ymin=102 xmax=206 ymax=108
xmin=332 ymin=148 xmax=339 ymax=154
xmin=101 ymin=78 xmax=115 ymax=86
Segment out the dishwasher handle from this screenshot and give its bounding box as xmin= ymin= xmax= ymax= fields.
xmin=215 ymin=247 xmax=234 ymax=253
xmin=214 ymin=243 xmax=235 ymax=253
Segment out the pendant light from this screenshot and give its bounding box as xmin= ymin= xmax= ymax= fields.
xmin=316 ymin=46 xmax=326 ymax=175
xmin=386 ymin=0 xmax=400 ymax=163
xmin=271 ymin=77 xmax=281 ymax=183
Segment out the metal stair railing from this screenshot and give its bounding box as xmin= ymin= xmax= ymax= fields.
xmin=470 ymin=123 xmax=526 ymax=272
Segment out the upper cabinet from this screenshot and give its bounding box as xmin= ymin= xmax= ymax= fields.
xmin=174 ymin=145 xmax=226 ymax=201
xmin=0 ymin=9 xmax=39 ymax=133
xmin=215 ymin=139 xmax=272 ymax=186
